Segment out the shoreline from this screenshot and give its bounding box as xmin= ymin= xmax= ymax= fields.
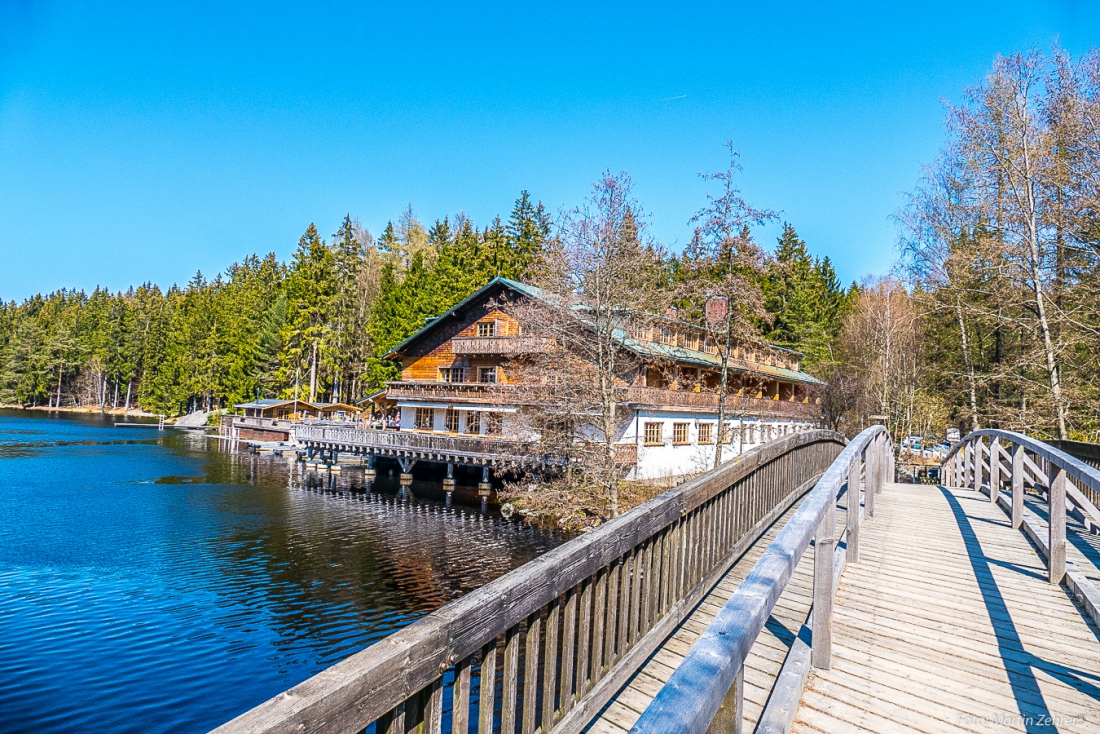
xmin=0 ymin=404 xmax=161 ymax=418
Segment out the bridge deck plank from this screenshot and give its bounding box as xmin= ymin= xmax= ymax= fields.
xmin=792 ymin=483 xmax=1100 ymax=734
xmin=583 ymin=488 xmax=844 ymax=733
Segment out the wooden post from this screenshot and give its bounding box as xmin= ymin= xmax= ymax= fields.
xmin=965 ymin=441 xmax=973 ymax=489
xmin=812 ymin=494 xmax=836 ymax=669
xmin=1049 ymin=464 xmax=1067 ymax=585
xmin=879 ymin=433 xmax=889 ymax=491
xmin=976 ymin=440 xmax=985 ymax=490
xmin=1011 ymin=444 xmax=1024 ymax=530
xmin=989 ymin=438 xmax=1001 ymax=504
xmin=865 ymin=445 xmax=877 ymax=519
xmin=705 ymin=664 xmax=744 ymax=734
xmin=846 ymin=455 xmax=861 ymax=564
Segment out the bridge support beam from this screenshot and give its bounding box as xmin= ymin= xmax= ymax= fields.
xmin=812 ymin=491 xmax=836 ymax=669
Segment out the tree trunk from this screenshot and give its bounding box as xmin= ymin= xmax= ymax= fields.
xmin=54 ymin=358 xmax=63 ymax=409
xmin=309 ymin=341 xmax=318 ymax=404
xmin=954 ymin=296 xmax=980 ymax=432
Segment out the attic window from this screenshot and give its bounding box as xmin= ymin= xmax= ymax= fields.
xmin=477 ymin=321 xmax=496 ymax=337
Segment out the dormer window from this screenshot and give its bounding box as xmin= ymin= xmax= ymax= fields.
xmin=477 ymin=321 xmax=496 ymax=337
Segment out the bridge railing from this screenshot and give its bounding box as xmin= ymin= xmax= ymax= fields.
xmin=211 ymin=430 xmax=846 ymax=734
xmin=630 ymin=425 xmax=892 ymax=734
xmin=943 ymin=429 xmax=1100 ymax=586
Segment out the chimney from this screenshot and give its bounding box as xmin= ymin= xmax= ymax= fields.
xmin=705 ymin=296 xmax=728 ymax=327
xmin=665 ymin=306 xmax=678 ymax=320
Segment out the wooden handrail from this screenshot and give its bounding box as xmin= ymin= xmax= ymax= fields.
xmin=211 ymin=430 xmax=846 ymax=734
xmin=630 ymin=425 xmax=892 ymax=734
xmin=943 ymin=429 xmax=1100 ymax=585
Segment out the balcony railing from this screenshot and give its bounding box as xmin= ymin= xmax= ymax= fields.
xmin=384 ymin=382 xmax=819 ymax=419
xmin=386 ymin=381 xmax=517 ymax=403
xmin=621 ymin=386 xmax=820 ymax=418
xmin=450 ymin=336 xmax=553 ymax=355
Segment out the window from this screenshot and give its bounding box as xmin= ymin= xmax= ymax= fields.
xmin=673 ymin=422 xmax=690 ymax=445
xmin=698 ymin=423 xmax=714 ymax=444
xmin=444 ymin=408 xmax=459 ymax=433
xmin=477 ymin=320 xmax=496 ymax=337
xmin=414 ymin=407 xmax=434 ymax=430
xmin=644 ymin=422 xmax=664 ymax=446
xmin=440 ymin=367 xmax=465 ymax=383
xmin=479 ymin=367 xmax=498 ymax=383
xmin=485 ymin=412 xmax=503 ymax=436
xmin=464 ymin=411 xmax=481 ymax=435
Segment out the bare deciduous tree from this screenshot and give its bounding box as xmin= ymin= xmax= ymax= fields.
xmin=507 ymin=171 xmax=665 ymax=517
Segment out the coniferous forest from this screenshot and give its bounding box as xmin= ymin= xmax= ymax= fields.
xmin=0 ymin=189 xmax=849 ymax=417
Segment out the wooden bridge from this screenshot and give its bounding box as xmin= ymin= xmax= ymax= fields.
xmin=212 ymin=427 xmax=1100 ymax=734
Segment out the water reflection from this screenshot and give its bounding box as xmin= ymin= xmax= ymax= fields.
xmin=0 ymin=411 xmax=564 ymax=734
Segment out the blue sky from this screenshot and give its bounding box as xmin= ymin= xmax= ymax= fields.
xmin=2 ymin=1 xmax=1100 ymax=300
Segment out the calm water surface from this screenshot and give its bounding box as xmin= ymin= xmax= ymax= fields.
xmin=0 ymin=410 xmax=564 ymax=733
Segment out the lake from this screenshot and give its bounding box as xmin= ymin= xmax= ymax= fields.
xmin=0 ymin=410 xmax=564 ymax=733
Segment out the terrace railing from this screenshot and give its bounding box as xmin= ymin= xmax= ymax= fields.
xmin=294 ymin=424 xmax=549 ymax=466
xmin=212 ymin=429 xmax=846 ymax=734
xmin=451 ymin=336 xmax=555 ymax=355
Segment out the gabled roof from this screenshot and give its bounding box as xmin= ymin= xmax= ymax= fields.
xmin=384 ymin=277 xmax=542 ymax=358
xmin=382 ymin=277 xmax=824 ymax=386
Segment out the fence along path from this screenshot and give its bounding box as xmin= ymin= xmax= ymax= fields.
xmin=586 ymin=491 xmax=837 ymax=733
xmin=212 ymin=430 xmax=845 ymax=734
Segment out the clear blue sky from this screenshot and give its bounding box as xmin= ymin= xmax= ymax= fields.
xmin=2 ymin=1 xmax=1099 ymax=301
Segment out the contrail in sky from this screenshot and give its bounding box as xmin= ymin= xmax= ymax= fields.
xmin=657 ymin=94 xmax=687 ymax=101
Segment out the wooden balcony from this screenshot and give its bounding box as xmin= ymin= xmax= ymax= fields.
xmin=384 ymin=382 xmax=818 ymax=419
xmin=450 ymin=336 xmax=554 ymax=355
xmin=386 ymin=381 xmax=517 ymax=404
xmin=620 ymin=386 xmax=820 ymax=419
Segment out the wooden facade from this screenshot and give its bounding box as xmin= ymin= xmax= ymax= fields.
xmin=380 ymin=278 xmax=825 ymax=479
